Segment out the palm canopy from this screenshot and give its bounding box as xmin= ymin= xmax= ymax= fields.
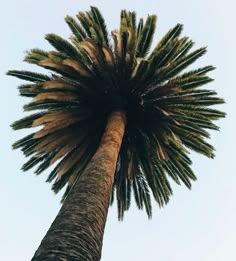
xmin=8 ymin=7 xmax=225 ymax=219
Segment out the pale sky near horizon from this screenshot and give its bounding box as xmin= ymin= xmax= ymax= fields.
xmin=1 ymin=0 xmax=235 ymax=260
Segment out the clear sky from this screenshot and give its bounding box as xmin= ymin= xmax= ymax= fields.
xmin=1 ymin=0 xmax=235 ymax=260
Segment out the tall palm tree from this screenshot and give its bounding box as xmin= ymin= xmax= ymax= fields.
xmin=8 ymin=7 xmax=225 ymax=261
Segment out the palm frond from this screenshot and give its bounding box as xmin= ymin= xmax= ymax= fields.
xmin=65 ymin=15 xmax=86 ymax=42
xmin=7 ymin=70 xmax=51 ymax=82
xmin=89 ymin=6 xmax=109 ymax=47
xmin=135 ymin=15 xmax=157 ymax=58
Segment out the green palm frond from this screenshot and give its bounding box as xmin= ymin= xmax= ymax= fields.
xmin=89 ymin=6 xmax=109 ymax=47
xmin=135 ymin=15 xmax=157 ymax=58
xmin=65 ymin=16 xmax=86 ymax=43
xmin=7 ymin=70 xmax=50 ymax=82
xmin=8 ymin=7 xmax=225 ymax=220
xmin=45 ymin=34 xmax=82 ymax=59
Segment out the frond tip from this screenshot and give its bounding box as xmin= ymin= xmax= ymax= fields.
xmin=8 ymin=7 xmax=225 ymax=220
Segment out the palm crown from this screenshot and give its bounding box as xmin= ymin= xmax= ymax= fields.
xmin=8 ymin=7 xmax=225 ymax=219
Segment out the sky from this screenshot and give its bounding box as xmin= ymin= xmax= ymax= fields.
xmin=1 ymin=0 xmax=235 ymax=260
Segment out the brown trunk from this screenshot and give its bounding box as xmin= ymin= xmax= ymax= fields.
xmin=31 ymin=111 xmax=126 ymax=261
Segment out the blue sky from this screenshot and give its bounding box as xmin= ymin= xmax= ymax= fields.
xmin=1 ymin=0 xmax=235 ymax=260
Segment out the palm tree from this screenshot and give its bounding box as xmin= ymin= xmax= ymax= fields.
xmin=8 ymin=7 xmax=225 ymax=261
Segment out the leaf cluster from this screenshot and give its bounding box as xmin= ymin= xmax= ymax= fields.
xmin=8 ymin=7 xmax=225 ymax=219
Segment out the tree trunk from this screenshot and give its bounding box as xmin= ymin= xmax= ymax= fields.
xmin=32 ymin=111 xmax=126 ymax=261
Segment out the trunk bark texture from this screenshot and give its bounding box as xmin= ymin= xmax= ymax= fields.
xmin=32 ymin=111 xmax=126 ymax=261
